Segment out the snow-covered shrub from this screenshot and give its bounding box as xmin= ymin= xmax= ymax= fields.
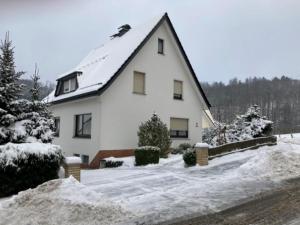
xmin=183 ymin=148 xmax=196 ymax=166
xmin=0 ymin=143 xmax=64 ymax=197
xmin=171 ymin=143 xmax=192 ymax=154
xmin=203 ymin=105 xmax=273 ymax=147
xmin=105 ymin=160 xmax=123 ymax=168
xmin=137 ymin=114 xmax=171 ymax=157
xmin=135 ymin=146 xmax=160 ymax=166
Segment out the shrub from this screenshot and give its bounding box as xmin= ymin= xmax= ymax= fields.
xmin=171 ymin=143 xmax=192 ymax=154
xmin=183 ymin=148 xmax=196 ymax=166
xmin=0 ymin=143 xmax=64 ymax=197
xmin=137 ymin=114 xmax=171 ymax=157
xmin=105 ymin=160 xmax=123 ymax=168
xmin=135 ymin=146 xmax=160 ymax=166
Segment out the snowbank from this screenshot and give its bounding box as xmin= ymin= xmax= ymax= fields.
xmin=0 ymin=142 xmax=62 ymax=167
xmin=0 ymin=177 xmax=132 ymax=225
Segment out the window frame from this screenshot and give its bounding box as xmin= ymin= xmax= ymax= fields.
xmin=158 ymin=38 xmax=164 ymax=54
xmin=63 ymin=77 xmax=77 ymax=94
xmin=173 ymin=80 xmax=183 ymax=100
xmin=170 ymin=117 xmax=189 ymax=139
xmin=133 ymin=71 xmax=146 ymax=95
xmin=74 ymin=113 xmax=92 ymax=138
xmin=54 ymin=117 xmax=60 ymax=137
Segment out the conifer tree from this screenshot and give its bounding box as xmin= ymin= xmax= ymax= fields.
xmin=137 ymin=113 xmax=171 ymax=157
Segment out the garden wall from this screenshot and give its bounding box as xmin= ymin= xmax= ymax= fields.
xmin=209 ymin=136 xmax=277 ymax=158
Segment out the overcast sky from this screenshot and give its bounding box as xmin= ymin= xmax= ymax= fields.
xmin=1 ymin=0 xmax=300 ymax=83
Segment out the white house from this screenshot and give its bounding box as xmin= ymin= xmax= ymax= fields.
xmin=46 ymin=13 xmax=212 ymax=168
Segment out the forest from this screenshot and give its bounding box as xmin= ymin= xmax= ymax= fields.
xmin=202 ymin=76 xmax=300 ymax=134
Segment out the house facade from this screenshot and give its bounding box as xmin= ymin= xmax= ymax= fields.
xmin=46 ymin=13 xmax=212 ymax=168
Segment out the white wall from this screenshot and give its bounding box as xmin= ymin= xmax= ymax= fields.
xmin=99 ymin=21 xmax=205 ymax=150
xmin=50 ymin=96 xmax=101 ymax=161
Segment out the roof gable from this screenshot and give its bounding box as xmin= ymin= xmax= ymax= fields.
xmin=46 ymin=13 xmax=211 ymax=108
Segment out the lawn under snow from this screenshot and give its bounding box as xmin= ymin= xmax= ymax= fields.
xmin=1 ymin=136 xmax=299 ymax=225
xmin=82 ymin=138 xmax=300 ymax=224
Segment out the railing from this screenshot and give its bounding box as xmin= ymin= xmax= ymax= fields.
xmin=209 ymin=136 xmax=277 ymax=158
xmin=170 ymin=130 xmax=188 ymax=138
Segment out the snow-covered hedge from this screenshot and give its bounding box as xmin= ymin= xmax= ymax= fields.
xmin=135 ymin=146 xmax=160 ymax=166
xmin=0 ymin=143 xmax=64 ymax=197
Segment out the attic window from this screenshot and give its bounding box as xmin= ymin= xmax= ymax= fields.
xmin=55 ymin=73 xmax=79 ymax=96
xmin=158 ymin=38 xmax=164 ymax=54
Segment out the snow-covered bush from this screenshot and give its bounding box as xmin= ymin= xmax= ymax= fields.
xmin=203 ymin=105 xmax=273 ymax=146
xmin=183 ymin=148 xmax=196 ymax=166
xmin=135 ymin=146 xmax=160 ymax=166
xmin=137 ymin=114 xmax=171 ymax=157
xmin=0 ymin=143 xmax=64 ymax=197
xmin=171 ymin=143 xmax=192 ymax=154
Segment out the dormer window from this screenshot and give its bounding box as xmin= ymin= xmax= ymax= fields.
xmin=63 ymin=77 xmax=76 ymax=93
xmin=55 ymin=72 xmax=80 ymax=96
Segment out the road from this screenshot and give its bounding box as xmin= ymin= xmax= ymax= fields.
xmin=159 ymin=178 xmax=300 ymax=225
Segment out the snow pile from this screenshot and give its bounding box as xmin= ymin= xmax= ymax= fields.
xmin=0 ymin=177 xmax=132 ymax=225
xmin=237 ymin=143 xmax=300 ymax=180
xmin=136 ymin=146 xmax=160 ymax=151
xmin=0 ymin=142 xmax=62 ymax=167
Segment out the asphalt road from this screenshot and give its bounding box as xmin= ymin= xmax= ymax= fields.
xmin=158 ymin=178 xmax=300 ymax=225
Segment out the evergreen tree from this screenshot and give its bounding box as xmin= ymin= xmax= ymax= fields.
xmin=0 ymin=33 xmax=24 ymax=110
xmin=138 ymin=113 xmax=171 ymax=157
xmin=30 ymin=64 xmax=40 ymax=102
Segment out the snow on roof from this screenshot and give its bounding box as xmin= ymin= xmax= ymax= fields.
xmin=46 ymin=14 xmax=165 ymax=103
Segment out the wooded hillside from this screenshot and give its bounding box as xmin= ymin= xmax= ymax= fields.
xmin=202 ymin=76 xmax=300 ymax=134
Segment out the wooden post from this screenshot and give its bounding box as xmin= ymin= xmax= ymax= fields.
xmin=195 ymin=143 xmax=209 ymax=166
xmin=63 ymin=157 xmax=82 ymax=181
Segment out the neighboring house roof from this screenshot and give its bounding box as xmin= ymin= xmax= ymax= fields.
xmin=45 ymin=13 xmax=211 ymax=108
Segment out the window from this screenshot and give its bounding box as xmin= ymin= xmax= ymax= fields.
xmin=54 ymin=117 xmax=60 ymax=137
xmin=73 ymin=154 xmax=89 ymax=164
xmin=81 ymin=155 xmax=89 ymax=164
xmin=133 ymin=71 xmax=145 ymax=94
xmin=174 ymin=80 xmax=183 ymax=100
xmin=158 ymin=38 xmax=164 ymax=54
xmin=75 ymin=114 xmax=92 ymax=138
xmin=63 ymin=77 xmax=76 ymax=93
xmin=170 ymin=118 xmax=188 ymax=138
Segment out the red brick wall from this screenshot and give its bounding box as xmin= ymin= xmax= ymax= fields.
xmin=89 ymin=149 xmax=135 ymax=169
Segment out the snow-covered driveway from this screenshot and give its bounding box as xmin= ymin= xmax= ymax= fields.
xmin=81 ymin=141 xmax=300 ymax=224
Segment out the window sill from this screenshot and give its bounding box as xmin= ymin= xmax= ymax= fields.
xmin=171 ymin=137 xmax=190 ymax=140
xmin=173 ymin=98 xmax=184 ymax=101
xmin=73 ymin=135 xmax=91 ymax=139
xmin=133 ymin=92 xmax=146 ymax=95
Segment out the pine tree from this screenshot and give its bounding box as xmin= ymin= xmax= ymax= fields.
xmin=30 ymin=64 xmax=40 ymax=102
xmin=137 ymin=113 xmax=171 ymax=157
xmin=0 ymin=32 xmax=24 ymax=110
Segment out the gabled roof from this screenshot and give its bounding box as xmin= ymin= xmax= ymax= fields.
xmin=46 ymin=13 xmax=211 ymax=108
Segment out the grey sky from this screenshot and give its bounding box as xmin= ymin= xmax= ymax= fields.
xmin=1 ymin=0 xmax=300 ymax=83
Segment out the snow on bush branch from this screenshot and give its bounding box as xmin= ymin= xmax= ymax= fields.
xmin=203 ymin=105 xmax=273 ymax=146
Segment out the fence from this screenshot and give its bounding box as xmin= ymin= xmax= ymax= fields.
xmin=209 ymin=136 xmax=277 ymax=158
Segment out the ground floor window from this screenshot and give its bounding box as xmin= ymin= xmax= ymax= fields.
xmin=73 ymin=154 xmax=89 ymax=164
xmin=170 ymin=118 xmax=189 ymax=138
xmin=54 ymin=117 xmax=60 ymax=137
xmin=75 ymin=113 xmax=92 ymax=138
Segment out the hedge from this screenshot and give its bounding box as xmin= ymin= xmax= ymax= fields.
xmin=135 ymin=146 xmax=160 ymax=166
xmin=105 ymin=160 xmax=124 ymax=168
xmin=0 ymin=143 xmax=64 ymax=197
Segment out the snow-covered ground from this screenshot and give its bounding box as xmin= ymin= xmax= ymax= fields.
xmin=82 ymin=138 xmax=300 ymax=224
xmin=1 ymin=135 xmax=299 ymax=225
xmin=0 ymin=177 xmax=132 ymax=225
